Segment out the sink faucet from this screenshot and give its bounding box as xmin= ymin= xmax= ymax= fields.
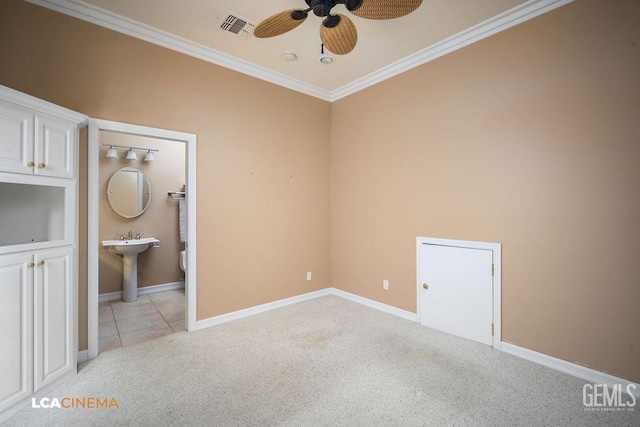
xmin=127 ymin=231 xmax=133 ymax=240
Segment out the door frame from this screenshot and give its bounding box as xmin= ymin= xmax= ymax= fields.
xmin=87 ymin=119 xmax=197 ymax=359
xmin=416 ymin=237 xmax=501 ymax=349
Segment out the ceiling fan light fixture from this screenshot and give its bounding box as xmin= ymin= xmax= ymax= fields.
xmin=345 ymin=0 xmax=363 ymax=12
xmin=290 ymin=10 xmax=308 ymax=20
xmin=323 ymin=14 xmax=341 ymax=29
xmin=256 ymin=0 xmax=422 ymax=54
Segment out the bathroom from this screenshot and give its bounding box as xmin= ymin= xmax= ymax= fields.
xmin=98 ymin=130 xmax=186 ymax=353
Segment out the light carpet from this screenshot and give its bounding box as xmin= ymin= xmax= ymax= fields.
xmin=5 ymin=296 xmax=638 ymax=426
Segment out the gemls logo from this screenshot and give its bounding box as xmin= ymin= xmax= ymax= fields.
xmin=32 ymin=397 xmax=119 ymax=409
xmin=583 ymin=384 xmax=636 ymax=412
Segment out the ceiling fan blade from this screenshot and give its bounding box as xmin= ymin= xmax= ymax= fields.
xmin=350 ymin=0 xmax=422 ymax=20
xmin=320 ymin=14 xmax=358 ymax=55
xmin=254 ymin=9 xmax=307 ymax=38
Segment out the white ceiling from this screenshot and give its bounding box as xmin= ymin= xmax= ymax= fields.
xmin=29 ymin=0 xmax=572 ymax=100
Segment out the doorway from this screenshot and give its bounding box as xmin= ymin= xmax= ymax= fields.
xmin=416 ymin=237 xmax=501 ymax=349
xmin=87 ymin=119 xmax=197 ymax=359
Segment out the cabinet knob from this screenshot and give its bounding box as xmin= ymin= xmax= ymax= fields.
xmin=38 ymin=260 xmax=45 ymax=266
xmin=38 ymin=163 xmax=46 ymax=168
xmin=423 ymin=283 xmax=429 ymax=290
xmin=28 ymin=262 xmax=35 ymax=268
xmin=28 ymin=161 xmax=35 ymax=168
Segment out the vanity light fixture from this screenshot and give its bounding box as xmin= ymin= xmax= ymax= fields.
xmin=125 ymin=149 xmax=138 ymax=161
xmin=106 ymin=146 xmax=118 ymax=158
xmin=101 ymin=143 xmax=159 ymax=161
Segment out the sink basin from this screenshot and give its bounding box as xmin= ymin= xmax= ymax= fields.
xmin=102 ymin=237 xmax=160 ymax=255
xmin=102 ymin=237 xmax=159 ymax=302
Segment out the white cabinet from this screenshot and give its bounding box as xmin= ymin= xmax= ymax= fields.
xmin=0 ymin=248 xmax=73 ymax=414
xmin=0 ymin=102 xmax=33 ymax=175
xmin=33 ymin=247 xmax=74 ymax=392
xmin=0 ymin=252 xmax=33 ymax=413
xmin=0 ymin=100 xmax=75 ymax=179
xmin=0 ymin=85 xmax=85 ymax=421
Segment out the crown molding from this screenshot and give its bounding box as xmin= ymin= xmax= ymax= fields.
xmin=24 ymin=0 xmax=333 ymax=101
xmin=25 ymin=0 xmax=573 ymax=103
xmin=330 ymin=0 xmax=574 ymax=101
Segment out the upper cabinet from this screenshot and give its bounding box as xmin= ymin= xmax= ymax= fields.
xmin=0 ymin=101 xmax=33 ymax=175
xmin=0 ymin=85 xmax=87 ymax=255
xmin=36 ymin=114 xmax=75 ymax=179
xmin=0 ymin=100 xmax=75 ymax=179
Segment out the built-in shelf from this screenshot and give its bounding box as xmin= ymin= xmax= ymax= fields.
xmin=0 ymin=182 xmax=65 ymax=246
xmin=0 ymin=175 xmax=75 ymax=256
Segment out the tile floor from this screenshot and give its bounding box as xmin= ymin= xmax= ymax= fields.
xmin=98 ymin=289 xmax=185 ymax=353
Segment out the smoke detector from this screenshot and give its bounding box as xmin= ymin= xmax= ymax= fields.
xmin=220 ymin=13 xmax=255 ymax=39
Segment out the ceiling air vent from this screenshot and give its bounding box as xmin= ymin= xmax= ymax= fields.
xmin=220 ymin=14 xmax=255 ymax=39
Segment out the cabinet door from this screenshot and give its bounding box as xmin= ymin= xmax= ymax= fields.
xmin=0 ymin=101 xmax=34 ymax=175
xmin=33 ymin=247 xmax=74 ymax=392
xmin=0 ymin=252 xmax=33 ymax=413
xmin=34 ymin=114 xmax=75 ymax=179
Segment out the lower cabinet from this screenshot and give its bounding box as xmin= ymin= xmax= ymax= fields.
xmin=0 ymin=246 xmax=75 ymax=414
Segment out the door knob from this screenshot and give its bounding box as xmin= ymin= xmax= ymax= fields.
xmin=423 ymin=283 xmax=429 ymax=290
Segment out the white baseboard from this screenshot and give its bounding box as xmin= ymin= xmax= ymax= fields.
xmin=196 ymin=288 xmax=333 ymax=330
xmin=501 ymin=342 xmax=640 ymax=397
xmin=330 ymin=288 xmax=419 ymax=322
xmin=77 ymin=349 xmax=88 ymax=363
xmin=98 ymin=281 xmax=184 ymax=302
xmin=196 ymin=287 xmax=417 ymax=330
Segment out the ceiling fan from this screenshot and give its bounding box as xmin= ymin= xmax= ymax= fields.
xmin=253 ymin=0 xmax=423 ymax=55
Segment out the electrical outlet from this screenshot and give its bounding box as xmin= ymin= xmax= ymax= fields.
xmin=383 ymin=280 xmax=389 ymax=290
xmin=307 ymin=271 xmax=312 ymax=281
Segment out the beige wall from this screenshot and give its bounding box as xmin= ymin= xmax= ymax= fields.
xmin=1 ymin=0 xmax=637 ymax=383
xmin=0 ymin=0 xmax=331 ymax=349
xmin=99 ymin=132 xmax=185 ymax=294
xmin=331 ymin=0 xmax=640 ymax=382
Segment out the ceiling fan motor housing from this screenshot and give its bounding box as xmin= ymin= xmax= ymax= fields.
xmin=307 ymin=0 xmax=335 ymax=17
xmin=305 ymin=0 xmax=363 ymax=17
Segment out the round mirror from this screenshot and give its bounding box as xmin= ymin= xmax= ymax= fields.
xmin=107 ymin=167 xmax=151 ymax=218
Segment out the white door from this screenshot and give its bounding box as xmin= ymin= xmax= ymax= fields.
xmin=33 ymin=247 xmax=74 ymax=392
xmin=419 ymin=243 xmax=493 ymax=345
xmin=0 ymin=252 xmax=33 ymax=413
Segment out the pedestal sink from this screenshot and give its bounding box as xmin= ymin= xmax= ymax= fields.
xmin=102 ymin=238 xmax=159 ymax=302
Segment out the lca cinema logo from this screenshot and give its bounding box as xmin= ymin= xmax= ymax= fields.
xmin=32 ymin=397 xmax=119 ymax=409
xmin=583 ymin=384 xmax=636 ymax=412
